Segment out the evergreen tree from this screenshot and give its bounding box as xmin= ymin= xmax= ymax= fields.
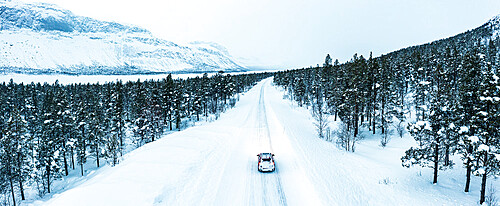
xmin=132 ymin=80 xmax=148 ymax=147
xmin=37 ymin=85 xmax=63 ymax=194
xmin=457 ymin=47 xmax=484 ymax=193
xmin=474 ymin=54 xmax=500 ymax=204
xmin=75 ymin=84 xmax=88 ymax=176
xmin=324 ymin=54 xmax=332 ymax=67
xmin=1 ymin=106 xmax=28 ymax=205
xmin=108 ymin=81 xmax=125 ymax=163
xmin=87 ymin=84 xmax=105 ymax=168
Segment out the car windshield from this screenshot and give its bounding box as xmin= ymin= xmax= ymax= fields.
xmin=261 ymin=154 xmax=272 ymax=159
xmin=262 ymin=158 xmax=271 ymax=161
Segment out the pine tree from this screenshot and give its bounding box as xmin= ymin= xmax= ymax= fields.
xmin=324 ymin=54 xmax=332 ymax=67
xmin=74 ymin=84 xmax=88 ymax=176
xmin=148 ymin=81 xmax=163 ymax=142
xmin=311 ymin=70 xmax=328 ymax=139
xmin=164 ymin=75 xmax=175 ymax=129
xmin=53 ymin=83 xmax=72 ymax=177
xmin=402 ymin=62 xmax=452 ymax=184
xmin=294 ymin=77 xmax=307 ymax=107
xmin=2 ymin=106 xmax=28 ymax=205
xmin=108 ymin=81 xmax=125 ymax=163
xmin=87 ymin=84 xmax=105 ymax=168
xmin=457 ymin=47 xmax=484 ymax=193
xmin=38 ymin=84 xmax=63 ymax=194
xmin=174 ymin=81 xmax=184 ymax=130
xmin=378 ymin=58 xmax=397 ymax=146
xmin=191 ymin=79 xmax=204 ymax=121
xmin=201 ymin=73 xmax=211 ymax=120
xmin=474 ymin=51 xmax=500 ymax=204
xmin=132 ymin=80 xmax=148 ymax=147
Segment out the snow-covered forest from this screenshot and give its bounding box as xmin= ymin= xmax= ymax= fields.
xmin=274 ymin=38 xmax=500 ymax=204
xmin=0 ymin=72 xmax=270 ymax=204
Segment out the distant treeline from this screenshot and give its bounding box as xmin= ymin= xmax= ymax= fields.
xmin=274 ymin=37 xmax=499 ymax=204
xmin=0 ymin=72 xmax=271 ymax=204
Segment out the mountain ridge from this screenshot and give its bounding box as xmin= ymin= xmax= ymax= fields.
xmin=0 ymin=0 xmax=245 ymax=75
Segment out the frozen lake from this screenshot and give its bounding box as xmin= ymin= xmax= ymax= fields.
xmin=0 ymin=70 xmax=278 ymax=85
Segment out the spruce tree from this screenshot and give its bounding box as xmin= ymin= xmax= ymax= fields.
xmin=474 ymin=53 xmax=500 ymax=204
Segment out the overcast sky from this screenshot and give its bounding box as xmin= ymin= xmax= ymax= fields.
xmin=20 ymin=0 xmax=500 ymax=69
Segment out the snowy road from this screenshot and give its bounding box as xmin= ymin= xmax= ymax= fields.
xmin=242 ymin=83 xmax=287 ymax=206
xmin=41 ymin=77 xmax=477 ymax=206
xmin=42 ymin=78 xmax=320 ymax=206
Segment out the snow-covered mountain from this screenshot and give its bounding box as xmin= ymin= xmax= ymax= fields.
xmin=0 ymin=0 xmax=245 ymax=75
xmin=487 ymin=14 xmax=500 ymax=39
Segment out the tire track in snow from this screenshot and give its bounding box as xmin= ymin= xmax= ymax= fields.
xmin=257 ymin=80 xmax=288 ymax=206
xmin=211 ymin=91 xmax=258 ymax=205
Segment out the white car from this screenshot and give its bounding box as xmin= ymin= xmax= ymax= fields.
xmin=257 ymin=153 xmax=275 ymax=172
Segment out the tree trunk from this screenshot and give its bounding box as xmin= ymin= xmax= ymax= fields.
xmin=119 ymin=126 xmax=123 ymax=157
xmin=19 ymin=179 xmax=24 ymax=200
xmin=368 ymin=108 xmax=372 ymax=131
xmin=444 ymin=145 xmax=450 ymax=166
xmin=433 ymin=142 xmax=439 ymax=184
xmin=373 ymin=83 xmax=377 ymax=135
xmin=480 ymin=170 xmax=488 ymax=204
xmin=372 ymin=110 xmax=376 ymax=135
xmin=354 ymin=105 xmax=359 ymax=138
xmin=381 ymin=105 xmax=385 ymax=135
xmin=81 ymin=127 xmax=86 ymax=176
xmin=63 ymin=150 xmax=68 ymax=176
xmin=71 ymin=147 xmax=75 ymax=170
xmin=46 ymin=164 xmax=51 ymax=193
xmin=347 ymin=136 xmax=350 ymax=152
xmin=465 ymin=157 xmax=472 ymax=192
xmin=204 ymin=102 xmax=208 ymax=118
xmin=405 ymin=81 xmax=408 ymax=94
xmin=169 ymin=112 xmax=173 ymax=130
xmin=480 ymin=151 xmax=489 ymax=204
xmin=10 ymin=176 xmax=16 ymax=206
xmin=80 ymin=161 xmax=84 ymax=176
xmin=152 ymin=127 xmax=155 ymax=142
xmin=17 ymin=152 xmax=25 ymax=200
xmin=96 ymin=143 xmax=100 ymax=168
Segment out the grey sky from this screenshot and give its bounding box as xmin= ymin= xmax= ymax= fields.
xmin=20 ymin=0 xmax=500 ymax=69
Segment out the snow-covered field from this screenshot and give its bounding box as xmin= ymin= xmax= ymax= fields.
xmin=31 ymin=78 xmax=497 ymax=205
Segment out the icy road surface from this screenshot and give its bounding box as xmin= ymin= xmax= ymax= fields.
xmin=42 ymin=78 xmax=478 ymax=206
